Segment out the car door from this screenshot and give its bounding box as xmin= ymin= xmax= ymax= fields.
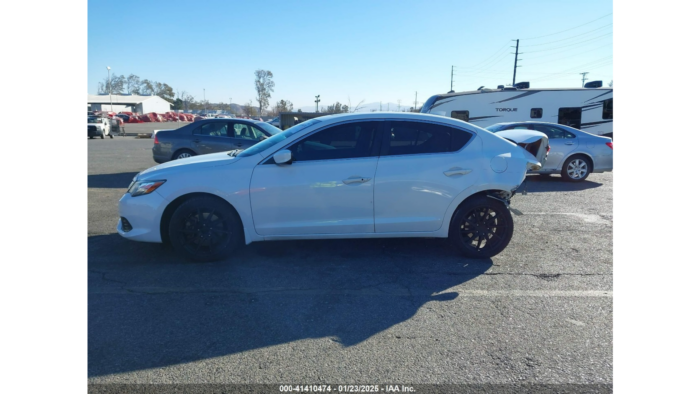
xmin=250 ymin=121 xmax=383 ymax=236
xmin=530 ymin=124 xmax=579 ymax=170
xmin=191 ymin=122 xmax=234 ymax=154
xmin=374 ymin=120 xmax=477 ymax=233
xmin=229 ymin=122 xmax=266 ymax=150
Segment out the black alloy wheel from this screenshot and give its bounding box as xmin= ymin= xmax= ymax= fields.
xmin=450 ymin=196 xmax=514 ymax=258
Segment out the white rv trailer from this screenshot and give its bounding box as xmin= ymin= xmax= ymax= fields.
xmin=421 ymin=87 xmax=613 ymax=138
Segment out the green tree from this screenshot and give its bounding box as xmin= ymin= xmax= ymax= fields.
xmin=254 ymin=70 xmax=275 ymax=114
xmin=324 ymin=102 xmax=348 ymax=114
xmin=274 ymin=99 xmax=294 ymax=115
xmin=140 ymin=79 xmax=155 ymax=95
xmin=126 ymin=74 xmax=141 ymax=94
xmin=154 ymin=82 xmax=175 ymax=101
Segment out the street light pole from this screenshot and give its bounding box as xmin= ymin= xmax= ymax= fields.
xmin=107 ymin=66 xmax=112 ymax=113
xmin=315 ymin=95 xmax=321 ymax=113
xmin=203 ymin=89 xmax=206 ymax=115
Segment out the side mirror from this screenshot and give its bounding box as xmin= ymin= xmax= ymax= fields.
xmin=273 ymin=149 xmax=292 ymax=165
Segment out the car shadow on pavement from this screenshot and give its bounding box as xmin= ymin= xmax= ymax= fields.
xmin=88 ymin=233 xmax=492 ymax=377
xmin=88 ymin=172 xmax=139 ymax=189
xmin=515 ymin=174 xmax=603 ymax=193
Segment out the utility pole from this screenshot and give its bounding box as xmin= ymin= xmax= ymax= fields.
xmin=229 ymin=97 xmax=232 ymax=113
xmin=581 ymin=73 xmax=590 ymax=88
xmin=450 ymin=66 xmax=454 ymax=93
xmin=580 ymin=72 xmax=589 ymax=87
xmin=511 ymin=39 xmax=521 ymax=86
xmin=414 ymin=91 xmax=418 ymax=112
xmin=203 ymin=89 xmax=206 ymax=114
xmin=315 ymin=95 xmax=320 ymax=112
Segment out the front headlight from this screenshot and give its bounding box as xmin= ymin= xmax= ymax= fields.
xmin=128 ymin=180 xmax=166 ymax=197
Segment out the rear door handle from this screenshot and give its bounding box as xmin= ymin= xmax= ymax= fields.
xmin=444 ymin=168 xmax=472 ymax=177
xmin=193 ymin=139 xmax=201 ymax=143
xmin=343 ymin=177 xmax=371 ymax=185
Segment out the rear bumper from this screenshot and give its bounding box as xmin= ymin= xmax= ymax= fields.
xmin=152 ymin=146 xmax=170 ymax=163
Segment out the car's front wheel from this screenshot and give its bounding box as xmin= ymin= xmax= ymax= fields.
xmin=561 ymin=155 xmax=591 ymax=182
xmin=100 ymin=131 xmax=105 ymax=139
xmin=168 ymin=196 xmax=243 ymax=262
xmin=449 ymin=196 xmax=514 ymax=259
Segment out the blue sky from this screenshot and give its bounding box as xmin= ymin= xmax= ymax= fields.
xmin=88 ymin=0 xmax=612 ymax=109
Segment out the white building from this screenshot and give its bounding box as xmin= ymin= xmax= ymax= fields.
xmin=87 ymin=94 xmax=172 ymax=114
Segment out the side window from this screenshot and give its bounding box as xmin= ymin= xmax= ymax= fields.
xmin=195 ymin=122 xmax=227 ymax=137
xmin=602 ymin=98 xmax=613 ymax=119
xmin=451 ymin=110 xmax=469 ymax=122
xmin=513 ymin=125 xmax=530 ymax=129
xmin=530 ymin=108 xmax=543 ymax=118
xmin=558 ymin=107 xmax=582 ymax=129
xmin=532 ymin=125 xmax=576 ymax=139
xmin=288 ymin=121 xmax=380 ymax=162
xmin=230 ymin=123 xmax=264 ymax=140
xmin=384 ymin=121 xmax=471 ymax=156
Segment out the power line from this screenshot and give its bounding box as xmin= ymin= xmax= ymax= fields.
xmin=453 ymin=50 xmax=513 ymax=76
xmin=522 ymin=32 xmax=612 ymax=54
xmin=528 ymin=57 xmax=612 ymax=82
xmin=531 ymin=63 xmax=612 ymax=83
xmin=521 ymin=43 xmax=612 ymax=65
xmin=454 ymin=41 xmax=511 ymax=70
xmin=521 ymin=23 xmax=612 ymax=47
xmin=521 ymin=13 xmax=612 ymax=40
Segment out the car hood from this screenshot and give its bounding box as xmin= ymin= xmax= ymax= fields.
xmin=137 ymin=151 xmax=237 ymax=180
xmin=495 ymin=129 xmax=549 ymax=166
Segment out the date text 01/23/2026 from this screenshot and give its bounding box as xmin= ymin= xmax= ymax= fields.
xmin=279 ymin=385 xmax=415 ymax=392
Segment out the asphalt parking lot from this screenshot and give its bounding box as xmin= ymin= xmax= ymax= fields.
xmin=88 ymin=136 xmax=612 ymax=387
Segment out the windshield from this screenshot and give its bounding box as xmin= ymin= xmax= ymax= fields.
xmin=237 ymin=119 xmax=322 ymax=158
xmin=484 ymin=124 xmax=510 ymax=133
xmin=256 ymin=122 xmax=282 ymax=136
xmin=88 ymin=117 xmax=101 ymax=123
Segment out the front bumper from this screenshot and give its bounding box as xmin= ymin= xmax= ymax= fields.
xmin=88 ymin=126 xmax=103 ymax=136
xmin=117 ymin=190 xmax=169 ymax=243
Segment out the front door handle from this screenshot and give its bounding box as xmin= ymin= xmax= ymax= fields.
xmin=444 ymin=168 xmax=472 ymax=177
xmin=565 ymin=142 xmax=574 ymax=145
xmin=343 ymin=177 xmax=371 ymax=185
xmin=193 ymin=139 xmax=201 ymax=143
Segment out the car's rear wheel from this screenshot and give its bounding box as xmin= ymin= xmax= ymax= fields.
xmin=100 ymin=131 xmax=105 ymax=139
xmin=168 ymin=196 xmax=243 ymax=262
xmin=561 ymin=155 xmax=591 ymax=182
xmin=449 ymin=196 xmax=514 ymax=259
xmin=173 ymin=149 xmax=196 ymax=160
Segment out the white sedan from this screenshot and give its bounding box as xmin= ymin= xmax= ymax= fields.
xmin=117 ymin=113 xmax=541 ymax=261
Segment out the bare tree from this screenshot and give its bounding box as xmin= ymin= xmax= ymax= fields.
xmin=254 ymin=70 xmax=275 ymax=115
xmin=608 ymin=80 xmax=613 ymax=87
xmin=397 ymin=99 xmax=401 ymax=112
xmin=352 ymin=99 xmax=365 ymax=113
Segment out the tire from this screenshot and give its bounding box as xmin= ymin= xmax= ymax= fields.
xmin=89 ymin=136 xmax=93 ymax=139
xmin=168 ymin=196 xmax=243 ymax=262
xmin=561 ymin=155 xmax=591 ymax=182
xmin=449 ymin=195 xmax=514 ymax=259
xmin=109 ymin=133 xmax=113 ymax=139
xmin=172 ymin=149 xmax=196 ymax=160
xmin=100 ymin=131 xmax=105 ymax=139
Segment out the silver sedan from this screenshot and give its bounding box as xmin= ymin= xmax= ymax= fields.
xmin=485 ymin=122 xmax=613 ymax=182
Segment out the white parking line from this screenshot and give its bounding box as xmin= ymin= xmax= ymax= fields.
xmin=521 ymin=212 xmax=612 ymax=224
xmin=451 ymin=290 xmax=612 ymax=297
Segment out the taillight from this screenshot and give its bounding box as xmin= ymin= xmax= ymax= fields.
xmin=606 ymin=142 xmax=613 ymax=149
xmin=547 ymin=145 xmax=551 ymax=153
xmin=154 ymin=134 xmax=159 ymax=144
